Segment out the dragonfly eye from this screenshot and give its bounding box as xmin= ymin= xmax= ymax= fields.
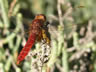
xmin=35 ymin=14 xmax=46 ymax=21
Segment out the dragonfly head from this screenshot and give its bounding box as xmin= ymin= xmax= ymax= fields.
xmin=35 ymin=14 xmax=46 ymax=22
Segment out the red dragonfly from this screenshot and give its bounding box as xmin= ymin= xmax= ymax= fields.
xmin=17 ymin=6 xmax=85 ymax=64
xmin=17 ymin=14 xmax=50 ymax=64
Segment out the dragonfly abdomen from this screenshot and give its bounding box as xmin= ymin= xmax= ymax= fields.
xmin=17 ymin=34 xmax=36 ymax=64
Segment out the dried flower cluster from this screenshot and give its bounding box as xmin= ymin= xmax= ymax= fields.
xmin=30 ymin=39 xmax=51 ymax=72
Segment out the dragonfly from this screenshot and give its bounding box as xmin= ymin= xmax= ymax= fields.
xmin=17 ymin=6 xmax=85 ymax=64
xmin=17 ymin=14 xmax=50 ymax=64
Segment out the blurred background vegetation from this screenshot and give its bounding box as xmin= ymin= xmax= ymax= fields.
xmin=0 ymin=0 xmax=96 ymax=72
